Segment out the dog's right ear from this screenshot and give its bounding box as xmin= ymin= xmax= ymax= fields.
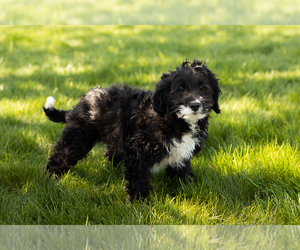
xmin=152 ymin=73 xmax=172 ymax=117
xmin=206 ymin=68 xmax=221 ymax=114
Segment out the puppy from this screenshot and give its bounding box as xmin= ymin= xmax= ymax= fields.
xmin=43 ymin=60 xmax=221 ymax=201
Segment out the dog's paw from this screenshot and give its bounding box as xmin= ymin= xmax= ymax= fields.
xmin=186 ymin=170 xmax=195 ymax=181
xmin=166 ymin=165 xmax=195 ymax=183
xmin=126 ymin=183 xmax=153 ymax=202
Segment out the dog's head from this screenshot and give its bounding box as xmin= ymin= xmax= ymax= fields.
xmin=152 ymin=60 xmax=221 ymax=123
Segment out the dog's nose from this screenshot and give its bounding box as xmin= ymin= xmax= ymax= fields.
xmin=189 ymin=101 xmax=201 ymax=112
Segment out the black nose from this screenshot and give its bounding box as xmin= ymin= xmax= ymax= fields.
xmin=189 ymin=101 xmax=201 ymax=112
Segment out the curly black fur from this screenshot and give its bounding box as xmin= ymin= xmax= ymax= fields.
xmin=43 ymin=60 xmax=221 ymax=201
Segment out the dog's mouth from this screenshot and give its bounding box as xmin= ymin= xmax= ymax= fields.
xmin=176 ymin=101 xmax=211 ymax=122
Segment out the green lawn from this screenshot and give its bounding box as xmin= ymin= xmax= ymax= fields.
xmin=0 ymin=25 xmax=300 ymax=225
xmin=1 ymin=0 xmax=300 ymax=24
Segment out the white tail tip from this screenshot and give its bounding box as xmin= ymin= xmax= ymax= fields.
xmin=44 ymin=96 xmax=56 ymax=110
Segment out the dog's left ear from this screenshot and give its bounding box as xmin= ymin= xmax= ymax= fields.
xmin=152 ymin=73 xmax=171 ymax=116
xmin=206 ymin=68 xmax=221 ymax=114
xmin=192 ymin=60 xmax=221 ymax=114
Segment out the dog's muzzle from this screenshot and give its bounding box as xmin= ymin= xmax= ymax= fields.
xmin=188 ymin=101 xmax=202 ymax=112
xmin=177 ymin=100 xmax=208 ymax=122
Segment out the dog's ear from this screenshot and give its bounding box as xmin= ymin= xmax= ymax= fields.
xmin=192 ymin=60 xmax=221 ymax=114
xmin=152 ymin=73 xmax=172 ymax=116
xmin=206 ymin=68 xmax=221 ymax=114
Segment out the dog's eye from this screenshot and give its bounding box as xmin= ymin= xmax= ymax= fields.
xmin=179 ymin=86 xmax=185 ymax=92
xmin=199 ymin=85 xmax=204 ymax=90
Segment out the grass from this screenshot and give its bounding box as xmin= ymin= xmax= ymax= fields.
xmin=0 ymin=25 xmax=300 ymax=225
xmin=1 ymin=225 xmax=300 ymax=249
xmin=1 ymin=0 xmax=300 ymax=25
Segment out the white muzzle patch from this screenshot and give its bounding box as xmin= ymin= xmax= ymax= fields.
xmin=177 ymin=102 xmax=208 ymax=123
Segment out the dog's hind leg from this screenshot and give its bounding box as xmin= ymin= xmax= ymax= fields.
xmin=46 ymin=121 xmax=99 ymax=176
xmin=166 ymin=160 xmax=195 ymax=182
xmin=124 ymin=157 xmax=153 ymax=202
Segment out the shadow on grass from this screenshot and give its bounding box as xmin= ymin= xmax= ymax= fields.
xmin=1 ymin=113 xmax=299 ymax=225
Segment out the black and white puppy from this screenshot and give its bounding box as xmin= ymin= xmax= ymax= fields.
xmin=43 ymin=60 xmax=221 ymax=201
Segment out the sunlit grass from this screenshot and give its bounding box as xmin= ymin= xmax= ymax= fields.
xmin=0 ymin=25 xmax=300 ymax=225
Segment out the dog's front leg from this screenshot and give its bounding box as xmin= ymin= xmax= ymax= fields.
xmin=124 ymin=157 xmax=153 ymax=202
xmin=166 ymin=160 xmax=195 ymax=182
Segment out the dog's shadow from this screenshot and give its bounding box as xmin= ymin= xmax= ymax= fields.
xmin=63 ymin=145 xmax=199 ymax=201
xmin=68 ymin=145 xmax=125 ymax=186
xmin=57 ymin=142 xmax=298 ymax=208
xmin=62 ymin=149 xmax=210 ymax=204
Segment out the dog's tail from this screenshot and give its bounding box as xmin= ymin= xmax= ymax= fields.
xmin=43 ymin=96 xmax=68 ymax=123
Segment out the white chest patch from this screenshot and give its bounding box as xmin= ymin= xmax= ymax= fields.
xmin=151 ymin=129 xmax=200 ymax=174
